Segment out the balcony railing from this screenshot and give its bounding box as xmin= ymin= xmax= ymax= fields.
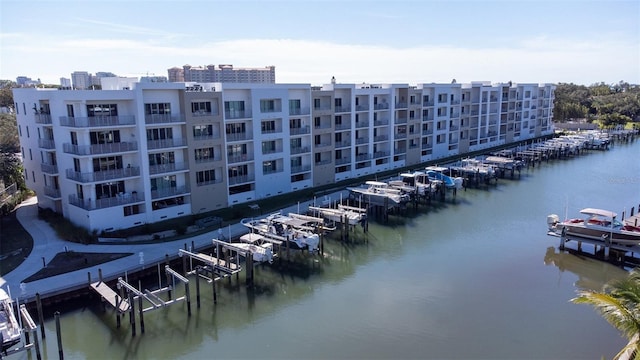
xmin=262 ymin=146 xmax=283 ymax=155
xmin=356 ymin=137 xmax=369 ymax=145
xmin=355 ymin=121 xmax=370 ymax=128
xmin=66 ymin=166 xmax=141 ymax=183
xmin=374 ymin=119 xmax=389 ymax=126
xmin=290 ymin=146 xmax=310 ymax=155
xmin=195 ymin=155 xmax=222 ymax=164
xmin=69 ymin=192 xmax=143 ymax=210
xmin=290 ymin=126 xmax=310 ymax=135
xmin=147 ymin=138 xmax=187 ymax=150
xmin=228 ymin=174 xmax=255 ymax=186
xmin=315 ymin=159 xmax=332 ymax=166
xmin=335 ymin=106 xmax=351 ymax=113
xmin=374 ymin=135 xmax=388 ymax=142
xmin=356 ymin=153 xmax=372 ymax=161
xmin=59 ymin=116 xmax=136 ymax=128
xmin=43 ymin=186 xmax=61 ymax=199
xmin=226 ymin=132 xmax=253 ymax=142
xmin=356 ymin=105 xmax=369 ymax=111
xmin=374 ymin=103 xmax=389 ymax=110
xmin=291 ymin=165 xmax=311 ymax=174
xmin=145 ymin=114 xmax=186 ymax=124
xmin=335 ymin=157 xmax=351 ymax=165
xmin=63 ymin=141 xmax=138 ymax=155
xmin=38 ymin=138 xmax=56 ymax=149
xmin=151 ymin=186 xmax=190 ymax=200
xmin=225 ymin=110 xmax=251 ymax=119
xmin=335 ymin=140 xmax=351 ymax=148
xmin=228 ymin=153 xmax=254 ymax=163
xmin=423 ymin=100 xmax=434 ymax=106
xmin=335 ymin=123 xmax=351 ymax=130
xmin=374 ymin=151 xmax=389 ymax=159
xmin=315 ymin=142 xmax=332 ymax=149
xmin=41 ymin=163 xmax=58 ymax=174
xmin=35 ymin=114 xmax=52 ymax=124
xmin=289 ymin=107 xmax=310 ymax=116
xmin=394 ymin=133 xmax=407 ymax=139
xmin=263 ymin=167 xmax=283 ymax=175
xmin=395 ymin=117 xmax=407 ymax=124
xmin=148 ymin=162 xmax=187 ymax=175
xmin=395 ymin=102 xmax=407 ymax=109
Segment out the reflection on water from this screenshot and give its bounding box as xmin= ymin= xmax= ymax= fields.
xmin=24 ymin=140 xmax=640 ymax=359
xmin=543 ymin=246 xmax=629 ymax=291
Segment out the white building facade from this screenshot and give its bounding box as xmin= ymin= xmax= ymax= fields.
xmin=14 ymin=80 xmax=554 ymax=232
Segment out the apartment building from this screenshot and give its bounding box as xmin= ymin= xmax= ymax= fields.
xmin=13 ymin=80 xmax=554 ymax=232
xmin=169 ymin=64 xmax=276 ymax=83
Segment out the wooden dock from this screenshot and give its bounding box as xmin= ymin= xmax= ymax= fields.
xmin=90 ymin=281 xmax=130 ymax=312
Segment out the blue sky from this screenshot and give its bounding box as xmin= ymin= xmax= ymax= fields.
xmin=1 ymin=0 xmax=639 ymax=85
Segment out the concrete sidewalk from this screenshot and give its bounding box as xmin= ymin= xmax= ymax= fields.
xmin=2 ymin=192 xmax=349 ymax=303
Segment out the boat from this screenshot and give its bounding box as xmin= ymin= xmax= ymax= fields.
xmin=399 ymin=171 xmax=439 ymax=196
xmin=425 ymin=166 xmax=463 ymax=189
xmin=234 ymin=233 xmax=275 ymax=263
xmin=241 ymin=212 xmax=321 ymax=252
xmin=347 ymin=181 xmax=411 ymax=206
xmin=1 ymin=288 xmax=21 ymax=353
xmin=547 ymin=208 xmax=640 ymax=245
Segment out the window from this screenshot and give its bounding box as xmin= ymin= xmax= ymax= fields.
xmin=146 ymin=128 xmax=172 ymax=141
xmin=18 ymin=125 xmax=21 ymax=137
xmin=196 ymin=169 xmax=216 ymax=186
xmin=227 ymin=143 xmax=247 ymax=157
xmin=193 ymin=124 xmax=212 ymax=138
xmin=26 ymin=126 xmax=29 ymax=138
xmin=313 ymin=98 xmax=321 ymax=109
xmin=289 ymin=99 xmax=301 ymax=113
xmin=289 ymin=118 xmax=301 ymax=129
xmin=334 ymin=98 xmax=342 ymax=107
xmin=87 ymin=104 xmax=117 ymax=117
xmin=224 ymin=101 xmax=245 ymax=116
xmin=262 ymin=140 xmax=276 ymax=154
xmin=93 ymin=156 xmax=123 ymax=171
xmin=260 ymin=99 xmax=278 ymax=113
xmin=149 ymin=152 xmax=175 ymax=166
xmin=225 ymin=123 xmax=245 ymax=134
xmin=262 ymin=161 xmax=276 ymax=174
xmin=191 ymin=101 xmax=211 ymax=114
xmin=32 ymin=171 xmax=35 ymax=182
xmin=91 ymin=130 xmax=121 ymax=144
xmin=66 ymin=104 xmax=75 ymax=117
xmin=261 ymin=120 xmax=276 ymax=133
xmin=195 ymin=147 xmax=215 ymax=162
xmin=96 ymin=181 xmax=125 ymax=199
xmin=145 ymin=103 xmax=171 ymax=115
xmin=29 ymin=149 xmax=32 ymax=160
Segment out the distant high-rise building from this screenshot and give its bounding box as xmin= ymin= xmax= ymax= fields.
xmin=168 ymin=64 xmax=276 ymax=83
xmin=16 ymin=76 xmax=41 ymax=87
xmin=167 ymin=67 xmax=184 ymax=82
xmin=71 ymin=71 xmax=91 ymax=89
xmin=60 ymin=77 xmax=72 ymax=89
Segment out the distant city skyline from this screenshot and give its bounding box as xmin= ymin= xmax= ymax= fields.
xmin=1 ymin=0 xmax=638 ymax=86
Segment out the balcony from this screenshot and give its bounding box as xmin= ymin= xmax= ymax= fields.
xmin=43 ymin=186 xmax=61 ymax=199
xmin=290 ymin=146 xmax=310 ymax=155
xmin=262 ymin=146 xmax=283 ymax=155
xmin=35 ymin=114 xmax=52 ymax=124
xmin=395 ymin=102 xmax=407 ymax=109
xmin=315 ymin=142 xmax=332 ymax=149
xmin=226 ymin=132 xmax=253 ymax=142
xmin=291 ymin=165 xmax=311 ymax=174
xmin=66 ymin=166 xmax=141 ymax=183
xmin=228 ymin=153 xmax=254 ymax=163
xmin=69 ymin=192 xmax=143 ymax=210
xmin=335 ymin=157 xmax=351 ymax=165
xmin=151 ymin=186 xmax=190 ymax=200
xmin=40 ymin=163 xmax=58 ymax=174
xmin=356 ymin=137 xmax=369 ymax=145
xmin=422 ymin=129 xmax=433 ymax=135
xmin=225 ymin=110 xmax=251 ymax=119
xmin=38 ymin=138 xmax=56 ymax=149
xmin=228 ymin=174 xmax=255 ymax=186
xmin=374 ymin=103 xmax=389 ymax=110
xmin=374 ymin=119 xmax=389 ymax=126
xmin=394 ymin=117 xmax=407 ymax=125
xmin=335 ymin=106 xmax=351 ymax=113
xmin=374 ymin=135 xmax=388 ymax=142
xmin=355 ymin=121 xmax=370 ymax=128
xmin=263 ymin=167 xmax=283 ymax=175
xmin=356 ymin=153 xmax=372 ymax=161
xmin=147 ymin=138 xmax=187 ymax=150
xmin=59 ymin=116 xmax=136 ymax=128
xmin=148 ymin=163 xmax=187 ymax=175
xmin=335 ymin=140 xmax=351 ymax=148
xmin=63 ymin=141 xmax=138 ymax=156
xmin=355 ymin=105 xmax=369 ymax=111
xmin=374 ymin=151 xmax=389 ymax=159
xmin=394 ymin=132 xmax=407 ymax=139
xmin=145 ymin=114 xmax=186 ymax=124
xmin=289 ymin=107 xmax=310 ymax=116
xmin=290 ymin=126 xmax=310 ymax=135
xmin=335 ymin=123 xmax=351 ymax=130
xmin=423 ymin=100 xmax=434 ymax=106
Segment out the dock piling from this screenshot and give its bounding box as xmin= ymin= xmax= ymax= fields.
xmin=55 ymin=311 xmax=63 ymax=360
xmin=36 ymin=293 xmax=45 ymax=339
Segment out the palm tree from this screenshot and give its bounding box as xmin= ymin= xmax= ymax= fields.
xmin=572 ymin=269 xmax=640 ymax=359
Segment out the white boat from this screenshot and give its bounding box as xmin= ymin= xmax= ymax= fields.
xmin=309 ymin=205 xmax=366 ymax=226
xmin=399 ymin=171 xmax=439 ymax=196
xmin=1 ymin=288 xmax=21 ymax=353
xmin=347 ymin=181 xmax=411 ymax=206
xmin=425 ymin=166 xmax=463 ymax=190
xmin=547 ymin=208 xmax=640 ymax=245
xmin=234 ymin=233 xmax=275 ymax=263
xmin=241 ymin=212 xmax=320 ymax=252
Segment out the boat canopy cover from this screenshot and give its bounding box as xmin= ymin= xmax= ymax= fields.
xmin=580 ymin=208 xmax=617 ymax=219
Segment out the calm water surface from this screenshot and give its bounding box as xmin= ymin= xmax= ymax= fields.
xmin=25 ymin=140 xmax=640 ymax=359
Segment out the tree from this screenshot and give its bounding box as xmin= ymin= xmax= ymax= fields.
xmin=0 ymin=114 xmax=19 ymax=153
xmin=572 ymin=269 xmax=640 ymax=359
xmin=0 ymin=80 xmax=15 ymax=109
xmin=600 ymin=113 xmax=632 ymax=129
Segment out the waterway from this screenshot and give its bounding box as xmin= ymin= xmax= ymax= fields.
xmin=19 ymin=139 xmax=640 ymax=359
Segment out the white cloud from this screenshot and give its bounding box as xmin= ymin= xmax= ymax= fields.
xmin=1 ymin=34 xmax=638 ymax=85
